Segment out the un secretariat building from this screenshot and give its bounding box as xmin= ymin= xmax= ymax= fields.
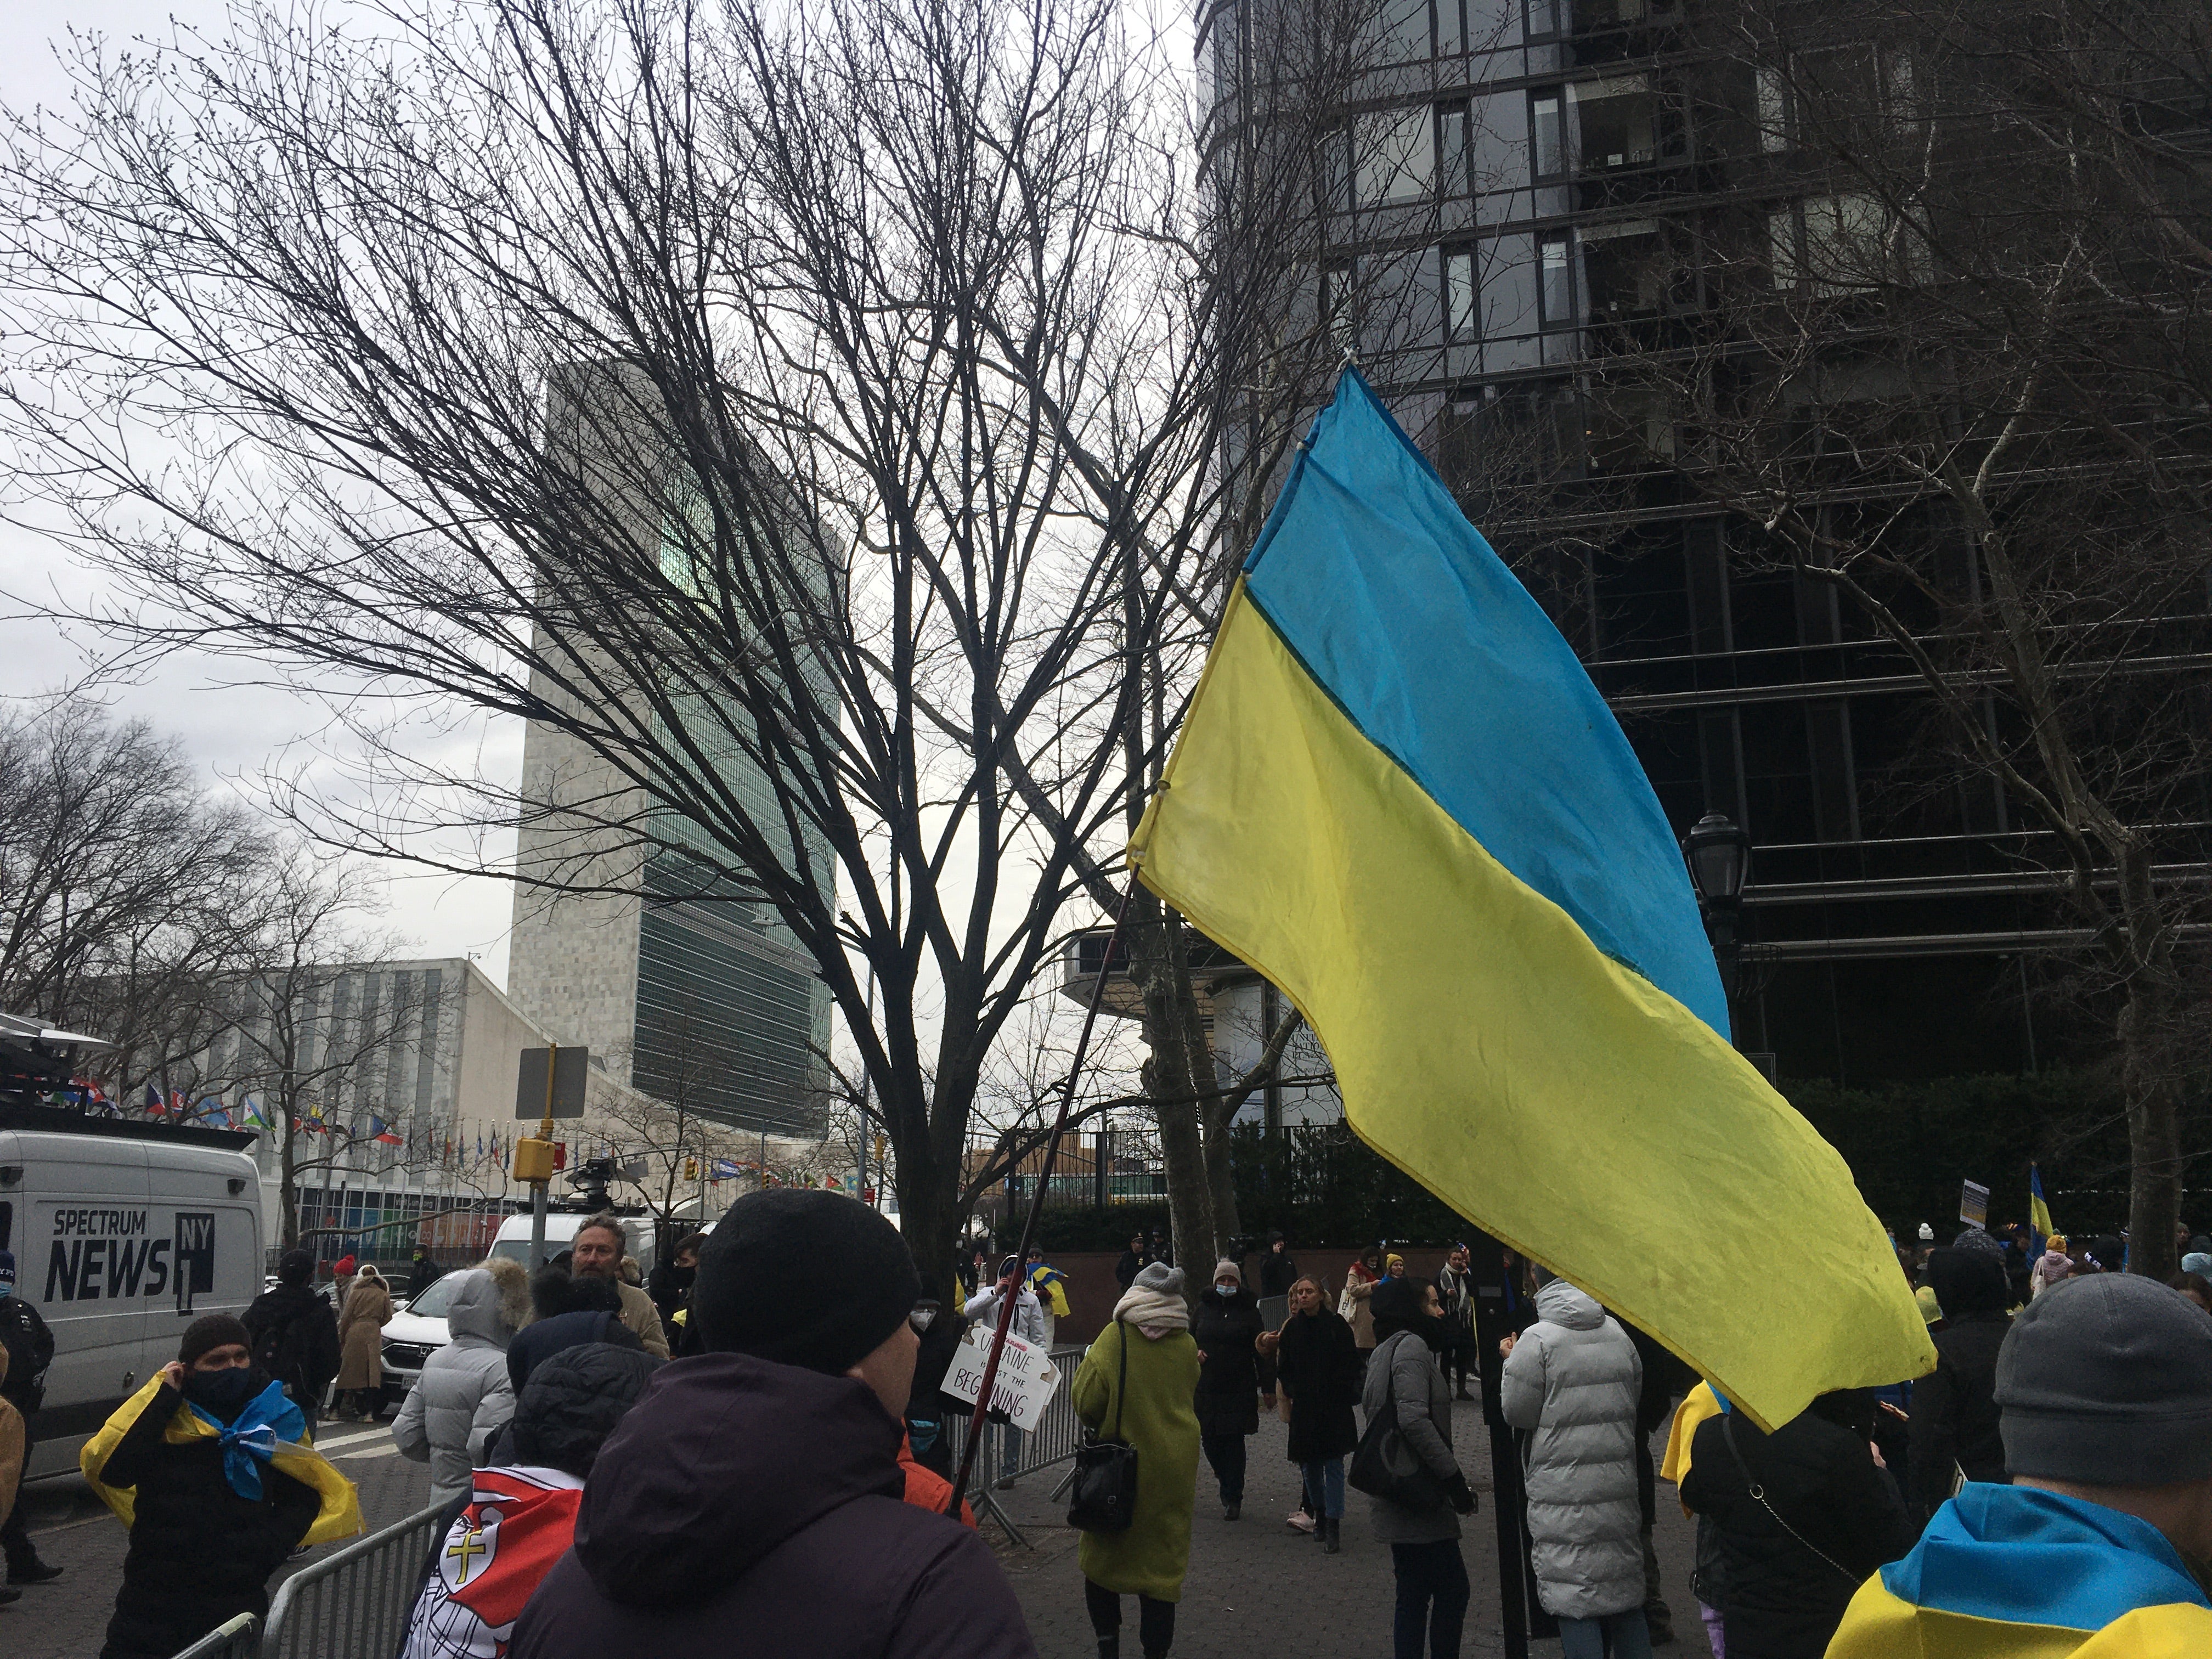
xmin=505 ymin=365 xmax=832 ymax=1141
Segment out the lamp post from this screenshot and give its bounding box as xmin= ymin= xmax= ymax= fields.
xmin=1682 ymin=811 xmax=1753 ymax=1000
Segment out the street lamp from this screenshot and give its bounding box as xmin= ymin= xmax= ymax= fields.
xmin=1682 ymin=811 xmax=1753 ymax=996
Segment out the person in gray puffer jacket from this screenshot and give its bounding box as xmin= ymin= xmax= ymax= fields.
xmin=1363 ymin=1278 xmax=1477 ymax=1658
xmin=391 ymin=1261 xmax=529 ymax=1498
xmin=1499 ymin=1268 xmax=1649 ymax=1659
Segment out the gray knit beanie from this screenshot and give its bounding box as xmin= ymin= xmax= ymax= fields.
xmin=1996 ymin=1273 xmax=2212 ymax=1486
xmin=1133 ymin=1262 xmax=1184 ymax=1296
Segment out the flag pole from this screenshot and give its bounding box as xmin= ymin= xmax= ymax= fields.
xmin=947 ymin=868 xmax=1142 ymax=1517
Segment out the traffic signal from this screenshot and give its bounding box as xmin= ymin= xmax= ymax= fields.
xmin=685 ymin=1156 xmax=698 ymax=1181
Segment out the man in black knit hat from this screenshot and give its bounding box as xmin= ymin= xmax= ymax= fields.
xmin=511 ymin=1189 xmax=1036 ymax=1659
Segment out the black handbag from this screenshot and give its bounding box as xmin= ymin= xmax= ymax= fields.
xmin=1348 ymin=1335 xmax=1449 ymax=1511
xmin=1066 ymin=1318 xmax=1140 ymax=1533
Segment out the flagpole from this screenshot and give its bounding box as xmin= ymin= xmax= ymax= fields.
xmin=947 ymin=870 xmax=1140 ymax=1517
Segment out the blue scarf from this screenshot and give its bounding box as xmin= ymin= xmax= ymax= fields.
xmin=187 ymin=1379 xmax=307 ymax=1501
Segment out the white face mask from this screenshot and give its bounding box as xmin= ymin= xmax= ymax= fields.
xmin=1215 ymin=1282 xmax=1236 ymax=1296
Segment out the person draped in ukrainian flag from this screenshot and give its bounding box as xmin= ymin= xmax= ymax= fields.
xmin=1024 ymin=1243 xmax=1071 ymax=1347
xmin=1828 ymin=1273 xmax=2212 ymax=1658
xmin=81 ymin=1312 xmax=361 ymax=1659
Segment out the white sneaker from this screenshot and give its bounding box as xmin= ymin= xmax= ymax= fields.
xmin=1286 ymin=1510 xmax=1317 ymax=1533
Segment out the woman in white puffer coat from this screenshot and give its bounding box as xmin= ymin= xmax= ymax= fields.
xmin=391 ymin=1260 xmax=531 ymax=1498
xmin=1499 ymin=1267 xmax=1650 ymax=1659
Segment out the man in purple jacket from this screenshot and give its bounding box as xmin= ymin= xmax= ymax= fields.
xmin=509 ymin=1189 xmax=1037 ymax=1659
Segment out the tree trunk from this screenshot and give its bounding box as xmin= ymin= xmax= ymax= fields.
xmin=2122 ymin=989 xmax=2183 ymax=1281
xmin=1126 ymin=890 xmax=1217 ymax=1286
xmin=279 ymin=1116 xmax=300 ymax=1250
xmin=891 ymin=1084 xmax=969 ymax=1298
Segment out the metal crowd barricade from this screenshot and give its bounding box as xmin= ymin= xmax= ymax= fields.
xmin=943 ymin=1342 xmax=1088 ymax=1545
xmin=171 ymin=1614 xmax=259 ymax=1659
xmin=258 ymin=1501 xmax=449 ymax=1659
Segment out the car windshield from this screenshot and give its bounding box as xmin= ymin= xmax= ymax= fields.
xmin=403 ymin=1274 xmax=463 ymax=1319
xmin=489 ymin=1239 xmax=539 ymax=1266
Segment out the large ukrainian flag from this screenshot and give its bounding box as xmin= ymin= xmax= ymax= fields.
xmin=1130 ymin=371 xmax=1932 ymax=1430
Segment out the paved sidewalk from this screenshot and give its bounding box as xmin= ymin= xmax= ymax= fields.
xmin=10 ymin=1395 xmax=1714 ymax=1659
xmin=5 ymin=1414 xmax=443 ymax=1659
xmin=991 ymin=1396 xmax=1711 ymax=1659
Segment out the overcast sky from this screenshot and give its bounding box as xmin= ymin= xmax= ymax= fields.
xmin=1 ymin=0 xmax=520 ymax=984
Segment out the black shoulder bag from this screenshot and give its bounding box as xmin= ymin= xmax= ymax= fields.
xmin=1348 ymin=1334 xmax=1448 ymax=1510
xmin=1067 ymin=1318 xmax=1141 ymax=1533
xmin=1719 ymin=1413 xmax=1861 ymax=1584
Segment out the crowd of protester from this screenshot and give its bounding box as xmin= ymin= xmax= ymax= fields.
xmin=43 ymin=1198 xmax=2212 ymax=1659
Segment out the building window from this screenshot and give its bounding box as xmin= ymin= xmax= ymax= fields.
xmin=1538 ymin=234 xmax=1576 ymax=328
xmin=1359 ymin=105 xmax=1436 ymax=205
xmin=1526 ymin=0 xmax=1562 ymax=39
xmin=1377 ymin=0 xmax=1433 ymax=63
xmin=1574 ymin=77 xmax=1657 ymax=171
xmin=1322 ymin=259 xmax=1359 ymax=352
xmin=1437 ymin=100 xmax=1471 ymax=196
xmin=1580 ymin=219 xmax=1664 ymax=321
xmin=1322 ymin=123 xmax=1353 ymax=213
xmin=1770 ymin=193 xmax=1917 ymax=292
xmin=1531 ymin=93 xmax=1567 ymax=179
xmin=1755 ymin=65 xmax=1790 ymax=153
xmin=1443 ymin=247 xmax=1479 ymax=342
xmin=1437 ymin=0 xmax=1465 ymax=55
xmin=1574 ymin=0 xmax=1650 ymax=30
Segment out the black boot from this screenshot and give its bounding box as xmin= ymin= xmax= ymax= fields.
xmin=1097 ymin=1638 xmax=1120 ymax=1659
xmin=4 ymin=1554 xmax=60 ymax=1587
xmin=1322 ymin=1516 xmax=1341 ymax=1554
xmin=1223 ymin=1499 xmax=1240 ymax=1521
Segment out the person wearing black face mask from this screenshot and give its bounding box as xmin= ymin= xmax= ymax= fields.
xmin=81 ymin=1314 xmax=359 ymax=1659
xmin=649 ymin=1232 xmax=708 ymax=1329
xmin=903 ymin=1274 xmax=972 ymax=1480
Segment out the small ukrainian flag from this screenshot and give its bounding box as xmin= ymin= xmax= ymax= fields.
xmin=2030 ymin=1163 xmax=2056 ymax=1252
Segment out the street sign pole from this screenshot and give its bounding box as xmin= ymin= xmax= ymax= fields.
xmin=511 ymin=1042 xmax=584 ymax=1269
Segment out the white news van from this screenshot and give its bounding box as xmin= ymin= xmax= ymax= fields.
xmin=0 ymin=1104 xmax=263 ymax=1479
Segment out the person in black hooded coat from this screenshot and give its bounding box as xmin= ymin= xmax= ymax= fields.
xmin=242 ymin=1250 xmax=342 ymax=1427
xmin=1905 ymin=1246 xmax=2013 ymax=1527
xmin=904 ymin=1274 xmax=972 ymax=1480
xmin=1193 ymin=1262 xmax=1265 ymax=1519
xmin=1680 ymin=1390 xmax=1913 ymax=1659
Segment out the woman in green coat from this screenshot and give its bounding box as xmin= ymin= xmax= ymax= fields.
xmin=1073 ymin=1261 xmax=1201 ymax=1659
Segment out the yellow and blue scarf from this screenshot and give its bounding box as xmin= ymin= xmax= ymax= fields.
xmin=81 ymin=1374 xmax=363 ymax=1548
xmin=1829 ymin=1483 xmax=2212 ymax=1658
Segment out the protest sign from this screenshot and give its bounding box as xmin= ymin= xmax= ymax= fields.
xmin=945 ymin=1325 xmax=1060 ymax=1430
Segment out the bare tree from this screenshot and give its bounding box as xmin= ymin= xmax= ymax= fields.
xmin=592 ymin=1003 xmax=765 ymax=1231
xmin=0 ymin=699 xmax=279 ymax=1097
xmin=204 ymin=855 xmax=444 ymax=1249
xmin=0 ymin=0 xmax=1268 ymax=1281
xmin=1615 ymin=0 xmax=2212 ymax=1275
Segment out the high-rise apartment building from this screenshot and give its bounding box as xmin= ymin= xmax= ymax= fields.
xmin=1196 ymin=0 xmax=2209 ymax=1085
